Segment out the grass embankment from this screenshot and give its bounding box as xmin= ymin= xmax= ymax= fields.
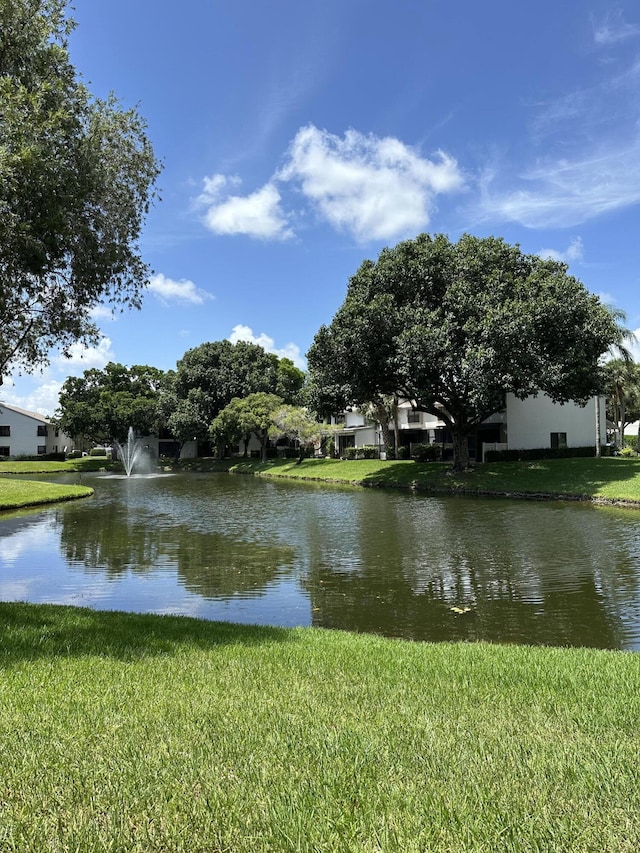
xmin=0 ymin=602 xmax=638 ymax=852
xmin=222 ymin=455 xmax=640 ymax=505
xmin=0 ymin=457 xmax=104 ymax=510
xmin=5 ymin=454 xmax=640 ymax=511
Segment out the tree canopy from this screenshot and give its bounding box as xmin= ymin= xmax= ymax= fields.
xmin=308 ymin=233 xmax=622 ymax=469
xmin=210 ymin=393 xmax=284 ymax=462
xmin=56 ymin=363 xmax=168 ymax=444
xmin=603 ymin=358 xmax=640 ymax=447
xmin=172 ymin=341 xmax=305 ymax=442
xmin=0 ymin=0 xmax=161 ymax=384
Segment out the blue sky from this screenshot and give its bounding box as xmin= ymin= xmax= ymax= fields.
xmin=5 ymin=0 xmax=640 ymax=414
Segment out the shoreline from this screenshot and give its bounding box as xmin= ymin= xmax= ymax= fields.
xmin=3 ymin=455 xmax=640 ymax=511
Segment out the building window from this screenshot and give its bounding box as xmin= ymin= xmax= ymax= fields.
xmin=37 ymin=425 xmax=48 ymax=437
xmin=550 ymin=432 xmax=567 ymax=449
xmin=407 ymin=410 xmax=421 ymax=424
xmin=0 ymin=426 xmax=9 ymax=437
xmin=0 ymin=447 xmax=10 ymax=457
xmin=334 ymin=414 xmax=345 ymax=425
xmin=37 ymin=445 xmax=47 ymax=455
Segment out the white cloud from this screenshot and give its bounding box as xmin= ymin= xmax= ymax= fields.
xmin=53 ymin=337 xmax=115 ymax=371
xmin=200 ymin=174 xmax=293 ymax=240
xmin=538 ymin=236 xmax=584 ymax=264
xmin=148 ymin=273 xmax=213 ymax=305
xmin=90 ymin=304 xmax=116 ymax=322
xmin=592 ymin=10 xmax=640 ymax=46
xmin=278 ymin=125 xmax=464 ymax=242
xmin=0 ymin=380 xmax=65 ymax=417
xmin=227 ymin=324 xmax=306 ymax=370
xmin=1 ymin=338 xmax=116 ymax=416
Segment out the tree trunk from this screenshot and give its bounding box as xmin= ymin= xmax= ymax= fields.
xmin=451 ymin=427 xmax=471 ymax=471
xmin=372 ymin=399 xmax=393 ymax=456
xmin=392 ymin=396 xmax=400 ymax=456
xmin=595 ymin=396 xmax=601 ymax=458
xmin=257 ymin=429 xmax=269 ymax=462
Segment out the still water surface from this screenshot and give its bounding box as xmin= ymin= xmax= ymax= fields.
xmin=2 ymin=472 xmax=640 ymax=649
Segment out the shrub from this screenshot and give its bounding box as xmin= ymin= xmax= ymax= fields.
xmin=15 ymin=452 xmax=67 ymax=462
xmin=89 ymin=448 xmax=108 ymax=457
xmin=620 ymin=446 xmax=635 ymax=457
xmin=484 ymin=446 xmax=597 ymax=462
xmin=342 ymin=447 xmax=357 ymax=460
xmin=396 ymin=446 xmax=410 ymax=460
xmin=360 ymin=445 xmax=379 ymax=459
xmin=412 ymin=443 xmax=442 ymax=462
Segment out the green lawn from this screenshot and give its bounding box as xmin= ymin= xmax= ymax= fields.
xmin=5 ymin=455 xmax=640 ymax=511
xmin=0 ymin=456 xmax=113 ymax=475
xmin=0 ymin=602 xmax=639 ymax=852
xmin=0 ymin=457 xmax=109 ymax=509
xmin=0 ymin=477 xmax=93 ymax=509
xmin=225 ymin=455 xmax=640 ymax=504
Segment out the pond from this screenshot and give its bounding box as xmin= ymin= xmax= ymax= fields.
xmin=2 ymin=471 xmax=640 ymax=650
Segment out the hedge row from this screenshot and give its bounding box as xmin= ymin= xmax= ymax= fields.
xmin=484 ymin=445 xmax=603 ymax=462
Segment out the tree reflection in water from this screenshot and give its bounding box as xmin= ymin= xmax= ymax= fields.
xmin=3 ymin=473 xmax=640 ymax=648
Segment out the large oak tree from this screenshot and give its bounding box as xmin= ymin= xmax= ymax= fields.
xmin=308 ymin=233 xmax=622 ymax=469
xmin=56 ymin=363 xmax=168 ymax=445
xmin=171 ymin=340 xmax=305 ymax=443
xmin=0 ymin=0 xmax=161 ymax=383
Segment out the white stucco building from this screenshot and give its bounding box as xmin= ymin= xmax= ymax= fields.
xmin=0 ymin=402 xmax=71 ymax=458
xmin=331 ymin=394 xmax=604 ymax=462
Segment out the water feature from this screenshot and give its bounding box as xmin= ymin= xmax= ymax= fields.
xmin=3 ymin=472 xmax=640 ymax=649
xmin=115 ymin=427 xmax=147 ymax=476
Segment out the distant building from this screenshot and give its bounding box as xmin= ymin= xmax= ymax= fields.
xmin=330 ymin=394 xmax=605 ymax=462
xmin=0 ymin=402 xmax=71 ymax=458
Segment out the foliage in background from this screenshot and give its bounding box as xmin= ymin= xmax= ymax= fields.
xmin=210 ymin=392 xmax=284 ymax=462
xmin=269 ymin=404 xmax=327 ymax=461
xmin=56 ymin=362 xmax=168 ymax=444
xmin=171 ymin=341 xmax=304 ymax=445
xmin=603 ymin=358 xmax=640 ymax=447
xmin=308 ymin=233 xmax=622 ymax=470
xmin=0 ymin=0 xmax=161 ymax=384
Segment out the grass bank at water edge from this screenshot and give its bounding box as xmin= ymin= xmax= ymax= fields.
xmin=1 ymin=602 xmax=639 ymax=852
xmin=0 ymin=457 xmax=111 ymax=510
xmin=0 ymin=477 xmax=93 ymax=510
xmin=224 ymin=455 xmax=640 ymax=505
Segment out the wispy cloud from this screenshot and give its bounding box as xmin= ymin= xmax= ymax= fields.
xmin=592 ymin=9 xmax=640 ymax=46
xmin=476 ymin=138 xmax=640 ymax=228
xmin=227 ymin=324 xmax=306 ymax=370
xmin=148 ymin=273 xmax=214 ymax=305
xmin=470 ymin=13 xmax=640 ymax=232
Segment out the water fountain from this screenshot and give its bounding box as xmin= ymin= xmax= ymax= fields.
xmin=115 ymin=427 xmax=145 ymax=476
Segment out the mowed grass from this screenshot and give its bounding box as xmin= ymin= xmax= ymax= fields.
xmin=0 ymin=602 xmax=639 ymax=852
xmin=5 ymin=454 xmax=640 ymax=510
xmin=0 ymin=457 xmax=111 ymax=509
xmin=226 ymin=455 xmax=640 ymax=504
xmin=0 ymin=476 xmax=93 ymax=509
